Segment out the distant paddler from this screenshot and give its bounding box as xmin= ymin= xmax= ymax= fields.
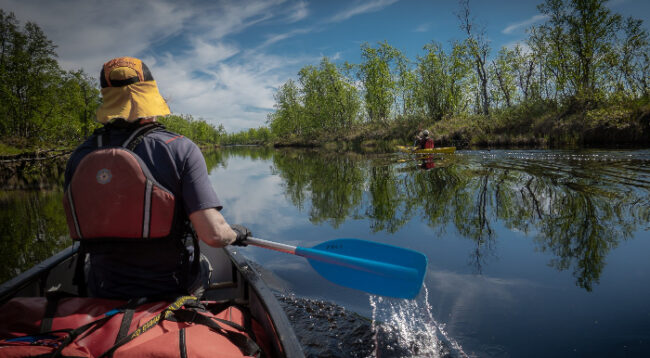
xmin=414 ymin=129 xmax=435 ymax=149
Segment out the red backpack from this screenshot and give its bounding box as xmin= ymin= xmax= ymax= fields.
xmin=63 ymin=123 xmax=176 ymax=241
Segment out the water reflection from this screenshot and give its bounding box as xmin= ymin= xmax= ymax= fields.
xmin=1 ymin=147 xmax=648 ymax=295
xmin=257 ymin=148 xmax=650 ymax=292
xmin=0 ymin=190 xmax=71 ymax=283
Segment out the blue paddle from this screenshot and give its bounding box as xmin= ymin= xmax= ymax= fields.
xmin=244 ymin=237 xmax=427 ymax=299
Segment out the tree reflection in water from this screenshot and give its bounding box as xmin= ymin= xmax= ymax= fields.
xmin=269 ymin=149 xmax=650 ymax=292
xmin=2 ymin=147 xmax=648 ymax=293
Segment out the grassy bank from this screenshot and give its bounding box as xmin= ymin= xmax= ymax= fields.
xmin=272 ymin=98 xmax=650 ymax=150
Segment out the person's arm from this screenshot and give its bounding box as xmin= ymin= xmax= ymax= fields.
xmin=189 ymin=208 xmax=237 ymax=247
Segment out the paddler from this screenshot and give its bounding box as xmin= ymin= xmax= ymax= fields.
xmin=63 ymin=57 xmax=252 ymax=300
xmin=414 ymin=129 xmax=435 ymax=149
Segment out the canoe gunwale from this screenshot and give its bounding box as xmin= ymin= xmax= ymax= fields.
xmin=223 ymin=247 xmax=305 ymax=357
xmin=0 ymin=243 xmax=79 ymax=305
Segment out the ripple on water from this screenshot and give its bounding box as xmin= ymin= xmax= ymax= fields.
xmin=279 ymin=286 xmax=469 ymax=358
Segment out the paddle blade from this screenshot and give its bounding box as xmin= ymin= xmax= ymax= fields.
xmin=296 ymin=238 xmax=427 ymax=299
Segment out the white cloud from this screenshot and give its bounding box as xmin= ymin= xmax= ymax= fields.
xmin=0 ymin=0 xmax=316 ymax=132
xmin=286 ymin=1 xmax=309 ymax=23
xmin=0 ymin=0 xmax=401 ymax=133
xmin=261 ymin=27 xmax=313 ymax=48
xmin=328 ymin=0 xmax=399 ymax=23
xmin=502 ymin=14 xmax=548 ymax=35
xmin=414 ymin=23 xmax=430 ymax=33
xmin=1 ymin=0 xmax=192 ymax=73
xmin=210 ymin=156 xmax=302 ymax=234
xmin=194 ymin=0 xmax=281 ymax=41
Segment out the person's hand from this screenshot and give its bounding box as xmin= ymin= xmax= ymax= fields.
xmin=230 ymin=224 xmax=251 ymax=246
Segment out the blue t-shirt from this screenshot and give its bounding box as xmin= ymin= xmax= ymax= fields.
xmin=64 ymin=124 xmax=222 ymax=299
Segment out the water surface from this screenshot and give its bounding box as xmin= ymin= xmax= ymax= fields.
xmin=2 ymin=147 xmax=649 ymax=357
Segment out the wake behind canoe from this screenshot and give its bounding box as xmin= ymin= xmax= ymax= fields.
xmin=397 ymin=145 xmax=456 ymax=154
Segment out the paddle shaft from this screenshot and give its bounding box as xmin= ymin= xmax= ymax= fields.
xmin=245 ymin=237 xmax=419 ymax=281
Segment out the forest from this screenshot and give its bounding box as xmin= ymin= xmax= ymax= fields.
xmin=263 ymin=0 xmax=650 ymax=148
xmin=0 ymin=10 xmax=224 ymax=154
xmin=0 ymin=0 xmax=649 ymax=153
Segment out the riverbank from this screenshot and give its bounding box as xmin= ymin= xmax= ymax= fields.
xmin=272 ymin=99 xmax=650 ymax=150
xmin=2 ymin=99 xmax=649 ymax=161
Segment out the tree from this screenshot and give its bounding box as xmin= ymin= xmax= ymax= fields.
xmin=268 ymin=79 xmax=304 ymax=137
xmin=298 ymin=58 xmax=360 ymax=134
xmin=491 ymin=47 xmax=518 ymax=108
xmin=358 ymin=41 xmax=401 ymax=123
xmin=57 ymin=70 xmax=101 ymax=140
xmin=457 ymin=0 xmax=491 ymax=115
xmin=616 ymin=17 xmax=650 ymax=97
xmin=534 ymin=0 xmax=624 ymax=102
xmin=416 ymin=41 xmax=470 ymax=120
xmin=511 ymin=44 xmax=538 ymax=102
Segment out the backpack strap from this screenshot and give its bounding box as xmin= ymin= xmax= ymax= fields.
xmin=98 ymin=295 xmax=198 ymax=358
xmin=39 ymin=291 xmax=81 ymax=333
xmin=122 ymin=123 xmax=162 ymax=150
xmin=166 ymin=308 xmax=262 ymax=358
xmin=114 ymin=297 xmax=150 ymax=343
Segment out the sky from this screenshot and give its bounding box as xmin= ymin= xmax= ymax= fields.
xmin=1 ymin=0 xmax=649 ymax=132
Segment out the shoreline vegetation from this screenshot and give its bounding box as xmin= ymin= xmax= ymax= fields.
xmin=1 ymin=0 xmax=650 ymax=161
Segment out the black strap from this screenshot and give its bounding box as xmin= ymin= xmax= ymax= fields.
xmin=98 ymin=295 xmax=198 ymax=358
xmin=49 ymin=311 xmax=120 ymax=358
xmin=24 ymin=298 xmax=149 ymax=358
xmin=72 ymin=244 xmax=88 ymax=297
xmin=39 ymin=291 xmax=80 ymax=333
xmin=40 ymin=297 xmax=59 ymax=333
xmin=170 ymin=309 xmax=261 ymax=358
xmin=114 ymin=297 xmax=148 ymax=343
xmin=124 ymin=123 xmax=162 ymax=150
xmin=179 ymin=328 xmax=188 ymax=358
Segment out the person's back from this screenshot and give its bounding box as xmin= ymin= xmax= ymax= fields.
xmin=65 ymin=122 xmax=215 ymax=299
xmin=63 ymin=57 xmax=250 ymax=300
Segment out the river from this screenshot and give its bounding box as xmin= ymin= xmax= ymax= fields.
xmin=1 ymin=147 xmax=649 ymax=357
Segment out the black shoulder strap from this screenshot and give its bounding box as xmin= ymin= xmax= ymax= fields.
xmin=122 ymin=123 xmax=163 ymax=150
xmin=91 ymin=122 xmax=164 ymax=150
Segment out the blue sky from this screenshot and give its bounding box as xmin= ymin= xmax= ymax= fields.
xmin=1 ymin=0 xmax=648 ymax=132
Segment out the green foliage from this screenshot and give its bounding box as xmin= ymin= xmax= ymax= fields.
xmin=221 ymin=126 xmax=274 ymax=145
xmin=415 ymin=41 xmax=470 ymax=120
xmin=0 ymin=10 xmax=229 ymax=150
xmin=260 ymin=0 xmax=649 ymax=147
xmin=266 ymin=57 xmax=360 ymax=141
xmin=357 ymin=41 xmax=402 ymax=123
xmin=158 ymin=114 xmax=224 ymax=145
xmin=0 ymin=10 xmax=101 ymax=146
xmin=531 ymin=0 xmax=648 ymax=104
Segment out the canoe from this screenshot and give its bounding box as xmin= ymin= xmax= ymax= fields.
xmin=0 ymin=243 xmax=305 ymax=358
xmin=396 ymin=145 xmax=456 ymax=154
